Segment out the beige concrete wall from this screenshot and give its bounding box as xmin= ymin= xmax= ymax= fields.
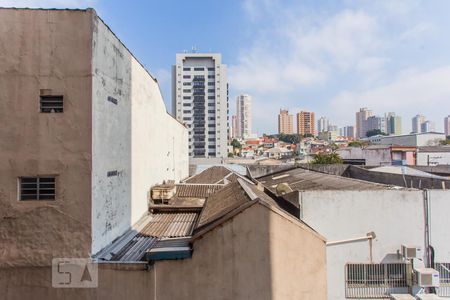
xmin=0 ymin=203 xmax=326 ymax=300
xmin=155 ymin=203 xmax=326 ymax=300
xmin=0 ymin=8 xmax=93 ymax=267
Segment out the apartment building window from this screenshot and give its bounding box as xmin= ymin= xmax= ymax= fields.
xmin=194 ymin=67 xmax=204 ymax=71
xmin=208 ymin=96 xmax=215 ymax=99
xmin=208 ymin=89 xmax=215 ymax=93
xmin=183 ymin=103 xmax=191 ymax=107
xmin=183 ymin=96 xmax=191 ymax=100
xmin=183 ymin=75 xmax=191 ymax=79
xmin=183 ymin=110 xmax=191 ymax=114
xmin=208 ymin=75 xmax=215 ymax=79
xmin=19 ymin=176 xmax=56 ymax=200
xmin=208 ymin=110 xmax=215 ymax=113
xmin=208 ymin=82 xmax=215 ymax=86
xmin=183 ymin=67 xmax=191 ymax=71
xmin=207 ymin=67 xmax=215 ymax=71
xmin=40 ymin=95 xmax=63 ymax=113
xmin=183 ymin=89 xmax=191 ymax=93
xmin=183 ymin=82 xmax=191 ymax=86
xmin=183 ymin=117 xmax=191 ymax=121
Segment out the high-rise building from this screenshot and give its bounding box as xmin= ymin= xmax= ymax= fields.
xmin=385 ymin=112 xmax=402 ymax=135
xmin=231 ymin=115 xmax=238 ymax=139
xmin=317 ymin=116 xmax=329 ymax=133
xmin=340 ymin=126 xmax=355 ymax=138
xmin=327 ymin=124 xmax=338 ymax=132
xmin=445 ymin=115 xmax=450 ymax=136
xmin=297 ymin=111 xmax=315 ymax=136
xmin=421 ymin=120 xmax=435 ymax=133
xmin=355 ymin=108 xmax=372 ymax=138
xmin=367 ymin=115 xmax=387 ymax=134
xmin=236 ymin=94 xmax=252 ymax=139
xmin=278 ymin=109 xmax=294 ymax=134
xmin=412 ymin=114 xmax=426 ymax=133
xmin=172 ymin=53 xmax=229 ymax=158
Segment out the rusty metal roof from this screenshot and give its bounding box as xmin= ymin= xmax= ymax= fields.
xmin=95 ymin=211 xmax=199 ymax=262
xmin=185 ymin=166 xmax=234 ymax=184
xmin=176 ymin=184 xmax=224 ymax=198
xmin=141 ymin=212 xmax=199 ymax=238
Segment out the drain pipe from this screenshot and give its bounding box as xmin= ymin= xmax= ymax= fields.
xmin=423 ymin=189 xmax=431 ymax=268
xmin=327 ymin=232 xmax=376 ymax=263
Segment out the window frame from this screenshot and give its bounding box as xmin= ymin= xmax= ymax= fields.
xmin=18 ymin=176 xmax=57 ymax=201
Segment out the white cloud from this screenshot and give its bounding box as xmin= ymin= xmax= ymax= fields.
xmin=400 ymin=22 xmax=436 ymax=41
xmin=229 ymin=8 xmax=383 ymax=96
xmin=0 ymin=0 xmax=95 ymax=8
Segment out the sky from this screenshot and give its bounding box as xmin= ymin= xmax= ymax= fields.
xmin=2 ymin=0 xmax=450 ymax=135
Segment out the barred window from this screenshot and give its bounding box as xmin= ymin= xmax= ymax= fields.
xmin=19 ymin=176 xmax=56 ymax=200
xmin=40 ymin=96 xmax=63 ymax=113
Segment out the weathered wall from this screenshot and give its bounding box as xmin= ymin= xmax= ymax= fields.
xmin=247 ymin=164 xmax=296 ymax=179
xmin=130 ymin=58 xmax=189 ymax=226
xmin=0 ymin=203 xmax=326 ymax=300
xmin=0 ymin=8 xmax=93 ymax=267
xmin=91 ymin=14 xmax=189 ymax=254
xmin=156 ymin=203 xmax=326 ymax=300
xmin=91 ymin=13 xmax=133 ymax=255
xmin=299 ymin=189 xmax=450 ymax=300
xmin=346 ymin=165 xmax=450 ymax=189
xmin=0 ymin=264 xmax=154 ymax=300
xmin=428 ymin=190 xmax=450 ymax=262
xmin=417 ymin=151 xmax=450 ymax=166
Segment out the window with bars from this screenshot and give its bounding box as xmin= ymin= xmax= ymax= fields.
xmin=19 ymin=176 xmax=56 ymax=200
xmin=40 ymin=96 xmax=63 ymax=113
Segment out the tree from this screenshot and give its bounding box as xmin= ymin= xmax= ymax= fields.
xmin=311 ymin=152 xmax=343 ymax=164
xmin=278 ymin=133 xmax=301 ymax=144
xmin=348 ymin=141 xmax=365 ymax=147
xmin=440 ymin=138 xmax=450 ymax=145
xmin=231 ymin=139 xmax=242 ymax=149
xmin=366 ymin=129 xmax=387 ymax=137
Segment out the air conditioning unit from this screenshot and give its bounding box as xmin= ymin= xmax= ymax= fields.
xmin=416 ymin=294 xmax=443 ymax=300
xmin=402 ymin=245 xmax=422 ymax=259
xmin=415 ymin=268 xmax=440 ymax=288
xmin=390 ymin=294 xmax=415 ymax=300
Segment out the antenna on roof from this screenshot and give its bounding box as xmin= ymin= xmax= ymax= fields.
xmin=192 ymin=45 xmax=197 ymax=53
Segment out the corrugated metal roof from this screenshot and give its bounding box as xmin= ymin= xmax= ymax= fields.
xmin=185 ymin=166 xmax=233 ymax=184
xmin=141 ymin=212 xmax=199 ymax=238
xmin=176 ymin=184 xmax=224 ymax=198
xmin=197 ymin=182 xmax=251 ymax=228
xmin=258 ymin=167 xmax=389 ymax=192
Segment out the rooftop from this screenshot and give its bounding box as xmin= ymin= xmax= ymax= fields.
xmin=95 ymin=210 xmax=200 ymax=262
xmin=418 ymin=146 xmax=450 ymax=152
xmin=257 ymin=167 xmax=393 ymax=193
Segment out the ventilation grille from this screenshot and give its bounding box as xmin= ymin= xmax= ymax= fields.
xmin=40 ymin=96 xmax=63 ymax=113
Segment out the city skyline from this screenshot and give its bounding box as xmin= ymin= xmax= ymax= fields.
xmin=1 ymin=0 xmax=449 ymax=135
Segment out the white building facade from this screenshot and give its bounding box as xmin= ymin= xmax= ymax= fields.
xmin=172 ymin=53 xmax=229 ymax=158
xmin=236 ymin=94 xmax=252 ymax=139
xmin=318 ymin=116 xmax=330 ymax=133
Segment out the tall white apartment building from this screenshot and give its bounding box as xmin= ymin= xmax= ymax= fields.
xmin=172 ymin=53 xmax=229 ymax=158
xmin=412 ymin=114 xmax=426 ymax=133
xmin=236 ymin=94 xmax=252 ymax=139
xmin=317 ymin=116 xmax=329 ymax=133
